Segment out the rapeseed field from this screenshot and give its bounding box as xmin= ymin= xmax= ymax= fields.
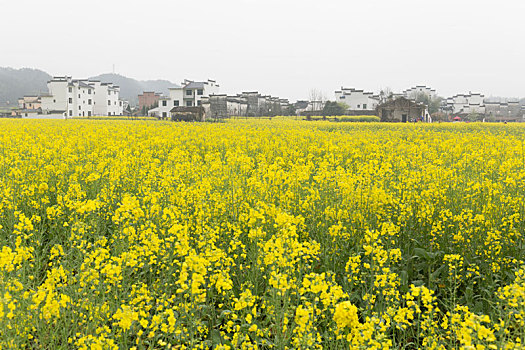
xmin=0 ymin=119 xmax=524 ymax=349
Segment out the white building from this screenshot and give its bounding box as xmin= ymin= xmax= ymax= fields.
xmin=335 ymin=87 xmax=380 ymax=112
xmin=157 ymin=96 xmax=172 ymax=119
xmin=403 ymin=86 xmax=437 ymax=100
xmin=41 ymin=76 xmax=124 ymax=117
xmin=444 ymin=93 xmax=485 ymax=115
xmin=182 ymin=79 xmax=219 ymax=107
xmin=154 ymin=79 xmax=219 ymax=119
xmin=89 ymin=81 xmax=123 ymax=116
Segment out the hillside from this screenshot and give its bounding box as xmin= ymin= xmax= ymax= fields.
xmin=0 ymin=68 xmax=178 ymax=107
xmin=0 ymin=68 xmax=51 ymax=106
xmin=89 ymin=73 xmax=177 ymax=106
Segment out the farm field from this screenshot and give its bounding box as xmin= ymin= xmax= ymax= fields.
xmin=1 ymin=119 xmax=525 ymax=349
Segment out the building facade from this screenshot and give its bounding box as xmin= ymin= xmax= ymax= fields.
xmin=403 ymin=86 xmax=437 ymax=100
xmin=335 ymin=87 xmax=380 ymax=113
xmin=377 ymin=97 xmax=428 ymax=122
xmin=443 ymin=93 xmax=485 ymax=115
xmin=485 ymin=100 xmax=524 ymax=121
xmin=40 ymin=76 xmax=124 ymax=118
xmin=154 ymin=79 xmax=219 ymax=119
xmin=138 ymin=91 xmax=161 ymax=111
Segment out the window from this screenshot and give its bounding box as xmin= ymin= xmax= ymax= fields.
xmin=162 ymin=112 xmax=167 ymax=118
xmin=69 ymin=110 xmax=72 ymax=116
xmin=197 ymin=89 xmax=203 ymax=96
xmin=88 ymin=111 xmax=91 ymax=116
xmin=108 ymin=100 xmax=111 ymax=106
xmin=119 ymin=101 xmax=122 ymax=106
xmin=340 ymin=96 xmax=345 ymax=99
xmin=186 ymin=90 xmax=192 ymax=96
xmin=78 ymin=106 xmax=81 ymax=110
xmin=357 ymin=104 xmax=361 ymax=108
xmin=68 ymin=98 xmax=73 ymax=103
xmin=53 ymin=99 xmax=56 ymax=103
xmin=68 ymin=87 xmax=72 ymax=93
xmin=78 ymin=94 xmax=80 ymax=98
xmin=174 ymin=100 xmax=179 ymax=106
xmin=197 ymin=100 xmax=202 ymax=106
xmin=186 ymin=101 xmax=193 ymax=107
xmin=363 ymin=104 xmax=367 ymax=109
xmin=162 ymin=100 xmax=167 ymax=106
xmin=88 ymin=90 xmax=91 ymax=94
xmin=88 ymin=99 xmax=92 ymax=105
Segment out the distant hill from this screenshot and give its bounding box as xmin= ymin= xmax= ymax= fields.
xmin=0 ymin=68 xmax=51 ymax=106
xmin=89 ymin=73 xmax=177 ymax=106
xmin=0 ymin=68 xmax=178 ymax=107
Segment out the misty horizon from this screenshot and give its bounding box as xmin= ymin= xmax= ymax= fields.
xmin=2 ymin=0 xmax=524 ymax=101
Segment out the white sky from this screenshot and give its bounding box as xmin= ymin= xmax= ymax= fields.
xmin=2 ymin=0 xmax=524 ymax=100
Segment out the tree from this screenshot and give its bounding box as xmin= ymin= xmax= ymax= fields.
xmin=309 ymin=89 xmax=326 ymax=111
xmin=284 ymin=104 xmax=296 ymax=116
xmin=322 ymin=101 xmax=347 ymax=116
xmin=379 ymin=87 xmax=394 ymax=104
xmin=431 ymin=112 xmax=449 ymax=122
xmin=414 ymin=92 xmax=443 ymax=115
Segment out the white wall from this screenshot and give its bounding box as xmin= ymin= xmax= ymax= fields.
xmin=337 ymin=90 xmax=378 ymax=110
xmin=169 ymin=88 xmax=184 ymax=108
xmin=41 ymin=80 xmax=68 ymax=113
xmin=158 ymin=98 xmax=171 ymax=118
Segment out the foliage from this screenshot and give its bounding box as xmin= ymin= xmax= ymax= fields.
xmin=431 ymin=112 xmax=449 ymax=122
xmin=414 ymin=92 xmax=443 ymax=115
xmin=0 ymin=120 xmax=524 ymax=349
xmin=0 ymin=67 xmax=51 ymax=106
xmin=284 ymin=104 xmax=296 ymax=116
xmin=322 ymin=101 xmax=347 ymax=116
xmin=464 ymin=112 xmax=484 ymax=122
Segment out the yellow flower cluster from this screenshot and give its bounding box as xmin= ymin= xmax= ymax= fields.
xmin=0 ymin=119 xmax=524 ymax=349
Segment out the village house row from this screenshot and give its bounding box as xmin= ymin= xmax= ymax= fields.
xmin=142 ymin=82 xmax=524 ymax=122
xmin=15 ymin=76 xmax=125 ymax=118
xmin=143 ymin=80 xmax=292 ymax=119
xmin=11 ymin=76 xmax=525 ymax=122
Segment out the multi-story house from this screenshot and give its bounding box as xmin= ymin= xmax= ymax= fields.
xmin=138 ymin=91 xmax=161 ymax=111
xmin=443 ymin=93 xmax=485 ymax=115
xmin=201 ymin=92 xmax=289 ymax=119
xmin=157 ymin=96 xmax=172 ymax=119
xmin=154 ymin=79 xmax=219 ymax=119
xmin=18 ymin=96 xmax=42 ymax=110
xmin=485 ymin=100 xmax=523 ymax=121
xmin=181 ymin=79 xmax=219 ymax=107
xmin=201 ymin=95 xmax=249 ymax=118
xmin=95 ymin=82 xmax=122 ymax=116
xmin=40 ymin=76 xmax=124 ymax=117
xmin=335 ymin=87 xmax=380 ymax=113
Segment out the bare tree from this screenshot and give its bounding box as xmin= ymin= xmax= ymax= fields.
xmin=308 ymin=89 xmax=326 ymax=112
xmin=379 ymin=87 xmax=394 ymax=104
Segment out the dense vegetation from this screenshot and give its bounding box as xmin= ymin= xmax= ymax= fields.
xmin=1 ymin=120 xmax=524 ymax=349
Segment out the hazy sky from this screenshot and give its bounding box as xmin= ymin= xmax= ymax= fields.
xmin=2 ymin=0 xmax=524 ymax=100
